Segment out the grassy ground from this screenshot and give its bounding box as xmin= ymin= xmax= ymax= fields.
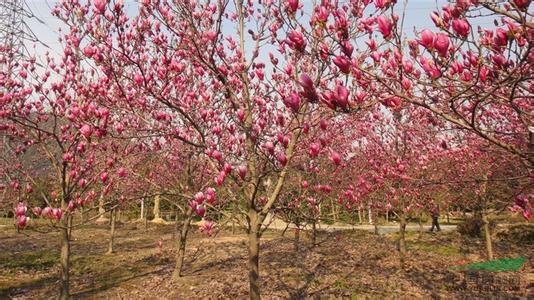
xmin=0 ymin=221 xmax=532 ymax=299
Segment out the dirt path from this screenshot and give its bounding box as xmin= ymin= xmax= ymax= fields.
xmin=263 ymin=216 xmax=457 ymax=234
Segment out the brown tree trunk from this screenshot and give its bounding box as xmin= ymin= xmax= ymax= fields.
xmin=107 ymin=208 xmax=116 ymax=254
xmin=372 ymin=209 xmax=379 ymax=235
xmin=418 ymin=211 xmax=423 ymax=238
xmin=330 ymin=198 xmax=337 ymax=223
xmin=232 ymin=219 xmax=236 ymax=235
xmin=172 ymin=206 xmax=179 ymax=240
xmin=247 ymin=210 xmax=262 ymax=300
xmin=294 ymin=226 xmax=300 ymax=252
xmin=172 ymin=207 xmax=194 ymax=279
xmin=67 ymin=215 xmax=73 ymax=239
xmin=480 ymin=174 xmax=493 ymax=260
xmin=58 ymin=224 xmax=70 ymax=300
xmin=399 ymin=211 xmax=407 ymax=270
xmin=144 ymin=201 xmax=149 ymax=231
xmin=96 ymin=194 xmax=108 ymax=223
xmin=482 ymin=208 xmax=494 ymax=260
xmin=140 ymin=199 xmax=145 ymax=221
xmin=152 ymin=194 xmax=164 ymax=223
xmin=81 ymin=206 xmax=87 ymax=223
xmin=311 ymin=220 xmax=317 ymax=246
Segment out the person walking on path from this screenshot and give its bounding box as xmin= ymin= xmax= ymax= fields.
xmin=429 ymin=202 xmax=441 ymax=232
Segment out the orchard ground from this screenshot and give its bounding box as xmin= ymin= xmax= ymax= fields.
xmin=1 ymin=216 xmax=533 ymax=299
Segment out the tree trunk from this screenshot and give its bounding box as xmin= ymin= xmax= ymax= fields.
xmin=294 ymin=226 xmax=300 ymax=252
xmin=479 ymin=174 xmax=493 ymax=260
xmin=311 ymin=220 xmax=317 ymax=246
xmin=372 ymin=209 xmax=378 ymax=235
xmin=152 ymin=194 xmax=164 ymax=223
xmin=140 ymin=199 xmax=144 ymax=220
xmin=67 ymin=215 xmax=73 ymax=239
xmin=145 ymin=211 xmax=149 ymax=231
xmin=358 ymin=208 xmax=362 ymax=224
xmin=418 ymin=211 xmax=423 ymax=238
xmin=96 ymin=194 xmax=108 ymax=223
xmin=247 ymin=211 xmax=262 ymax=300
xmin=281 ymin=222 xmax=289 ymax=237
xmin=331 ymin=198 xmax=337 ymax=223
xmin=58 ymin=224 xmax=70 ymax=300
xmin=173 ymin=206 xmax=179 ymax=240
xmin=386 ymin=210 xmax=389 ymax=224
xmin=81 ymin=206 xmax=87 ymax=223
xmin=232 ymin=219 xmax=236 ymax=235
xmin=481 ymin=208 xmax=494 ymax=260
xmin=107 ymin=208 xmax=116 ymax=254
xmin=368 ymin=207 xmax=372 ymax=225
xmin=172 ymin=208 xmax=194 ymax=279
xmin=399 ymin=211 xmax=407 ymax=270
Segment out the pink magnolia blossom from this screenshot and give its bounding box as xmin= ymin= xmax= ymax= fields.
xmin=309 ymin=143 xmax=320 ymax=157
xmin=16 ymin=215 xmax=29 ymax=228
xmin=67 ymin=201 xmax=75 ymax=211
xmin=333 ymin=55 xmax=351 ymax=74
xmin=433 ymin=34 xmax=450 ymax=56
xmin=195 ymin=192 xmax=206 ymax=204
xmin=237 ymin=165 xmax=247 ymax=180
xmin=430 ymin=11 xmax=443 ymax=27
xmin=42 ymin=207 xmax=53 ymax=218
xmin=287 ymin=0 xmax=299 ymax=14
xmin=264 ymin=142 xmax=275 ymax=155
xmin=206 ymin=188 xmax=217 ymax=204
xmin=283 ymin=92 xmax=301 ymax=112
xmin=199 ymin=220 xmax=214 ymax=237
xmin=80 ymin=124 xmax=93 ymax=139
xmin=118 ymin=167 xmax=126 ymax=178
xmin=513 ymin=0 xmax=530 ymax=9
xmin=376 ymin=15 xmax=393 ymax=39
xmin=287 ymin=30 xmax=306 ymax=51
xmin=334 ymin=84 xmax=349 ymax=109
xmin=52 ymin=208 xmax=62 ymax=220
xmin=93 ymin=0 xmax=107 ymax=14
xmin=330 ymin=151 xmax=341 ymax=166
xmin=278 ymin=153 xmax=288 ymax=166
xmin=419 ymin=29 xmax=435 ymax=49
xmin=33 ymin=207 xmax=42 ymax=216
xmin=452 ymin=19 xmax=470 ymax=37
xmin=196 ymin=205 xmax=206 ymax=217
xmin=134 ymin=73 xmax=143 ymax=86
xmin=211 ymin=150 xmax=223 ymax=161
xmin=100 ymin=172 xmax=109 ymax=183
xmin=299 ymin=74 xmax=318 ymax=103
xmin=15 ymin=202 xmax=27 ymax=217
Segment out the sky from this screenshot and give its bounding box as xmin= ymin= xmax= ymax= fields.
xmin=22 ymin=0 xmax=495 ymax=66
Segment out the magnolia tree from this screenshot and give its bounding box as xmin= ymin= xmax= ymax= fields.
xmin=51 ymin=0 xmax=389 ymax=297
xmin=130 ymin=140 xmax=222 ymax=278
xmin=439 ymin=138 xmax=531 ymax=259
xmin=274 ymin=114 xmax=354 ymax=245
xmin=0 ymin=32 xmax=134 ymax=298
xmin=339 ymin=106 xmax=455 ymax=267
xmin=347 ymin=0 xmax=533 ymax=168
